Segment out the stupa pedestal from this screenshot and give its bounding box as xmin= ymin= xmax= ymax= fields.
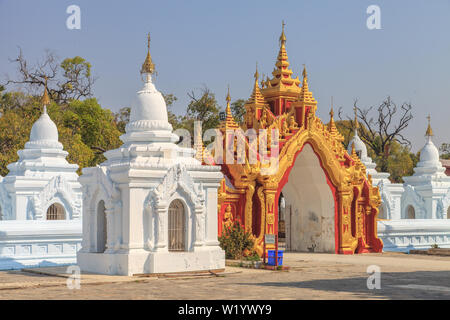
xmin=375 ymin=120 xmax=450 ymax=251
xmin=0 ymin=87 xmax=82 ymax=270
xmin=77 ymin=36 xmax=224 ymax=275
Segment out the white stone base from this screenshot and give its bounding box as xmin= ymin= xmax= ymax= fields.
xmin=0 ymin=220 xmax=82 ymax=270
xmin=77 ymin=247 xmax=225 ymax=276
xmin=378 ymin=219 xmax=450 ymax=252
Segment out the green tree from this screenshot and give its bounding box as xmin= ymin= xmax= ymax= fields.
xmin=218 ymin=222 xmax=255 ymax=260
xmin=336 ymin=97 xmax=416 ymax=182
xmin=58 ymin=98 xmax=122 ymax=166
xmin=182 ymin=86 xmax=220 ymax=136
xmin=335 ymin=119 xmax=354 ymax=149
xmin=230 ymin=99 xmax=246 ymax=125
xmin=2 ymin=49 xmax=95 ymax=104
xmin=0 ymin=90 xmax=123 ymax=175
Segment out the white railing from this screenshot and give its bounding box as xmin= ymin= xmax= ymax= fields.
xmin=0 ymin=220 xmax=82 ymax=270
xmin=378 ymin=219 xmax=450 ymax=252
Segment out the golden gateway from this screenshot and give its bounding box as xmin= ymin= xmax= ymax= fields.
xmin=208 ymin=24 xmax=382 ymax=256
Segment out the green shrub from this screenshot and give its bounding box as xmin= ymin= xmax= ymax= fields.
xmin=219 ymin=222 xmax=255 ymax=260
xmin=243 ymin=251 xmax=260 ymax=262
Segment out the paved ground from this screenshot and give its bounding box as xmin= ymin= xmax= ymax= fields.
xmin=0 ymin=252 xmax=449 ymax=299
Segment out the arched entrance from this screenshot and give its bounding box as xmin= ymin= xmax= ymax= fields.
xmin=47 ymin=203 xmax=66 ymax=220
xmin=406 ymin=205 xmax=415 ymax=219
xmin=280 ymin=144 xmax=336 ymax=253
xmin=168 ymin=199 xmax=186 ymax=251
xmin=96 ymin=200 xmax=107 ymax=253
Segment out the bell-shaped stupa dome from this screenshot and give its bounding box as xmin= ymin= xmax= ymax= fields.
xmin=29 ymin=106 xmax=59 ymax=142
xmin=129 ymin=34 xmax=167 ymax=124
xmin=416 ymin=116 xmax=442 ymax=170
xmin=25 ymin=83 xmax=63 ymax=150
xmin=403 ymin=115 xmax=449 ymax=190
xmin=347 ymin=108 xmax=370 ymax=162
xmin=121 ymin=33 xmax=176 ymax=145
xmin=348 ymin=131 xmax=368 ymax=161
xmin=6 ymin=81 xmax=76 ymax=176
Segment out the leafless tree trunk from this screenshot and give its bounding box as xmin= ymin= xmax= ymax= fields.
xmin=338 ymin=96 xmax=413 ymax=159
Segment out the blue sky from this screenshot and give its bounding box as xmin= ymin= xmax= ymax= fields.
xmin=1 ymin=0 xmax=450 ymax=152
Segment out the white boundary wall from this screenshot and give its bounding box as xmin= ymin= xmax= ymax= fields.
xmin=378 ymin=219 xmax=450 ymax=252
xmin=0 ymin=220 xmax=81 ymax=270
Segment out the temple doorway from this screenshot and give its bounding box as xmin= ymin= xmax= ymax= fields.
xmin=279 ymin=144 xmax=336 ymax=253
xmin=96 ymin=200 xmax=107 ymax=253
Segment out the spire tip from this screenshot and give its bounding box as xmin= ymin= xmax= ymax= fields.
xmin=141 ymin=32 xmax=155 ymax=75
xmin=426 ymin=114 xmax=433 ymax=137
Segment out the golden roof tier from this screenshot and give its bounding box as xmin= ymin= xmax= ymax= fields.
xmin=261 ymin=21 xmax=301 ymax=103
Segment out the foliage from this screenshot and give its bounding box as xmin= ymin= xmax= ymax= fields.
xmin=2 ymin=49 xmax=95 ymax=104
xmin=230 ymin=99 xmax=246 ymax=125
xmin=378 ymin=140 xmax=418 ymax=183
xmin=338 ymin=97 xmax=413 ymax=158
xmin=0 ymin=91 xmax=122 ymax=175
xmin=218 ymin=222 xmax=255 ymax=260
xmin=335 ymin=120 xmax=354 ymax=149
xmin=181 ymin=86 xmax=220 ymax=136
xmin=243 ymin=251 xmax=261 ymax=262
xmin=339 ymin=124 xmax=418 ymax=183
xmin=336 ymin=98 xmax=417 ymax=183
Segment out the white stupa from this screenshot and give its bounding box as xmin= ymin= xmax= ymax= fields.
xmin=77 ymin=34 xmax=224 ymax=275
xmin=1 ymin=85 xmax=82 ymax=220
xmin=0 ymin=83 xmax=82 ymax=269
xmin=401 ymin=117 xmax=450 ymax=219
xmin=376 ymin=116 xmax=450 ymax=251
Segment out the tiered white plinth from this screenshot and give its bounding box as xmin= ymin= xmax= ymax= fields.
xmin=0 ymin=107 xmax=82 ymax=270
xmin=375 ymin=135 xmax=450 ymax=251
xmin=77 ymin=72 xmax=224 ymax=275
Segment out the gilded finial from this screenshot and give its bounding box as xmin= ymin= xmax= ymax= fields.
xmin=226 ymin=85 xmax=231 ymax=104
xmin=329 ymin=97 xmax=334 ymax=119
xmin=279 ymin=20 xmax=286 ymax=46
xmin=354 ymin=105 xmax=359 ymax=130
xmin=426 ymin=114 xmax=433 ymax=137
xmin=141 ymin=32 xmax=155 ymax=75
xmin=254 ymin=62 xmax=259 ymax=81
xmin=41 ymin=76 xmax=50 ymax=109
xmin=302 ymin=64 xmax=307 ymax=79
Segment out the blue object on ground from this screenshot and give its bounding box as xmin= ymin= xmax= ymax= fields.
xmin=267 ymin=250 xmax=283 ymax=266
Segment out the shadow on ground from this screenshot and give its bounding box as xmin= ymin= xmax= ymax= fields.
xmin=236 ymin=270 xmax=450 ymax=299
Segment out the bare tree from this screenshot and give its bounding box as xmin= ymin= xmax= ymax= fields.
xmin=338 ymin=96 xmax=413 ymax=158
xmin=2 ymin=47 xmax=96 ymax=105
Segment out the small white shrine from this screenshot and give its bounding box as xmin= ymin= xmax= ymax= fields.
xmin=349 ymin=116 xmax=450 ymax=252
xmin=0 ymin=86 xmax=82 ymax=269
xmin=77 ymin=35 xmax=225 ymax=276
xmin=347 ymin=114 xmax=390 ymax=186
